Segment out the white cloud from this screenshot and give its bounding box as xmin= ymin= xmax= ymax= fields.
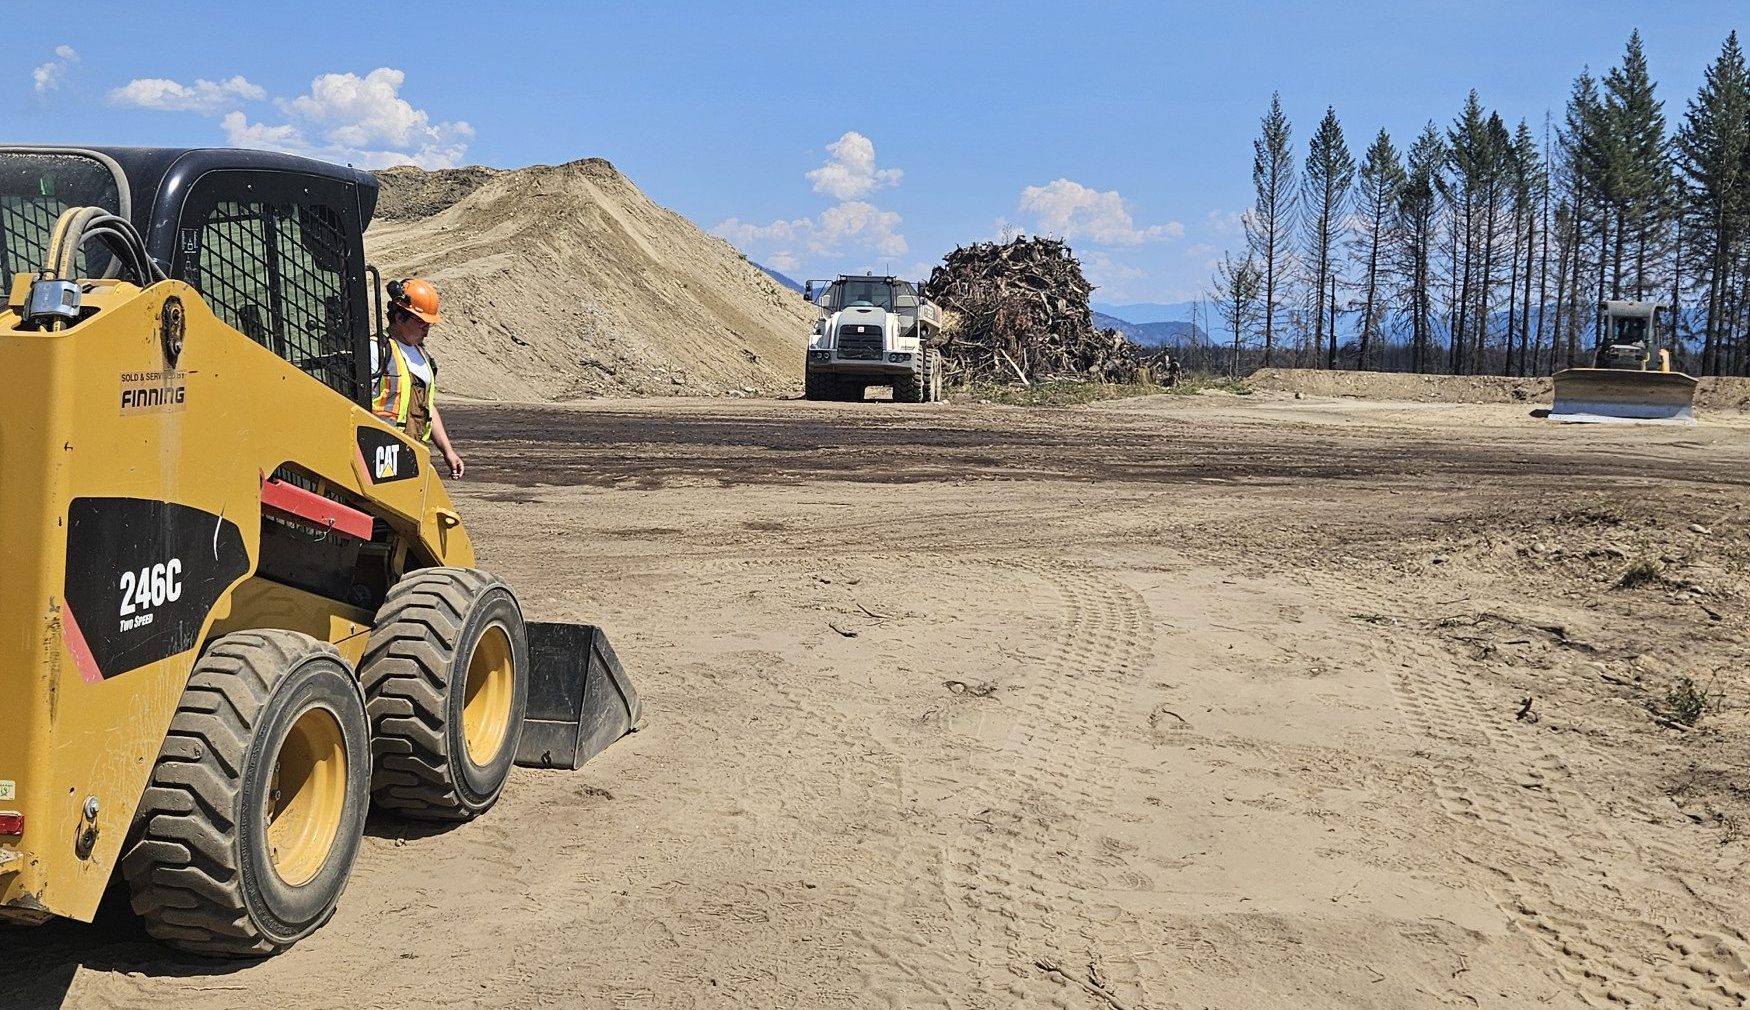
xmin=1206 ymin=209 xmax=1248 ymax=237
xmin=806 ymin=131 xmax=902 ymax=200
xmin=33 ymin=46 xmax=77 ymax=95
xmin=712 ymin=200 xmax=907 ymax=270
xmin=1184 ymin=243 xmax=1218 ymax=259
xmin=1018 ymin=179 xmax=1182 ymax=245
xmin=102 ymin=65 xmax=469 ymax=169
xmin=713 ymin=216 xmax=811 ymax=246
xmin=817 ymin=201 xmax=906 ymax=257
xmin=1079 ymin=251 xmax=1150 ymax=302
xmin=110 ymin=75 xmax=265 ymax=114
xmin=712 ymin=129 xmax=909 ymax=276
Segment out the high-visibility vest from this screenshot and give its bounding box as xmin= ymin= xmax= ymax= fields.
xmin=371 ymin=339 xmax=437 ymax=442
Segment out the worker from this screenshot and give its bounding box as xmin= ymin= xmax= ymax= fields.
xmin=373 ymin=277 xmax=465 ymax=479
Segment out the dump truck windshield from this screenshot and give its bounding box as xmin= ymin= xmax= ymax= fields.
xmin=0 ymin=152 xmax=122 ymax=278
xmin=830 ymin=278 xmax=896 ymax=310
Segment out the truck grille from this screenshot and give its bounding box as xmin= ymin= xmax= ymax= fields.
xmin=836 ymin=323 xmax=883 ymax=360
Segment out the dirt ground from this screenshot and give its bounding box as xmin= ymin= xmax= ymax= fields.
xmin=8 ymin=390 xmax=1750 ymax=1009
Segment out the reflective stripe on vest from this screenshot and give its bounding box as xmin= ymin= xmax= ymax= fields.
xmin=371 ymin=339 xmax=437 ymax=442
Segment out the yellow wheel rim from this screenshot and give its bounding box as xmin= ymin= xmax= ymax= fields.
xmin=266 ymin=706 xmax=348 ymax=887
xmin=462 ymin=624 xmax=514 ymax=767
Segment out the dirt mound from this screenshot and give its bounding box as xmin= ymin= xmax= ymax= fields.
xmin=372 ymin=165 xmax=502 ymax=220
xmin=364 ymin=159 xmax=813 ymax=401
xmin=1248 ymin=367 xmax=1750 ymax=412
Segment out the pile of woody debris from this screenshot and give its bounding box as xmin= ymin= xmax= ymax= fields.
xmin=923 ymin=237 xmax=1161 ymax=384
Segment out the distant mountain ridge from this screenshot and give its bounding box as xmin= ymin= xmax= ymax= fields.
xmin=1093 ymin=310 xmax=1206 ymax=347
xmin=1092 ymin=300 xmax=1199 ymax=324
xmin=756 ymin=262 xmax=805 ymax=294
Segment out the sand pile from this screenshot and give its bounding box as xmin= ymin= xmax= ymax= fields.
xmin=364 ymin=159 xmax=815 ymax=401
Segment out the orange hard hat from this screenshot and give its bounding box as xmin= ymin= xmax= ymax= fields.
xmin=393 ymin=277 xmax=443 ymax=325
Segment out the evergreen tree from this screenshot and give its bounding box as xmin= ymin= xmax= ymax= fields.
xmin=1557 ymin=71 xmax=1603 ymax=364
xmin=1353 ymin=129 xmax=1404 ymax=371
xmin=1603 ymin=30 xmax=1673 ymax=303
xmin=1302 ymin=107 xmax=1355 ymax=369
xmin=1447 ymin=92 xmax=1491 ymax=371
xmin=1245 ymin=94 xmax=1297 ymax=367
xmin=1505 ymin=120 xmax=1544 ymax=375
xmin=1474 ymin=113 xmax=1513 ymax=371
xmin=1396 ymin=123 xmax=1447 ymax=372
xmin=1676 ymin=31 xmax=1750 ymax=374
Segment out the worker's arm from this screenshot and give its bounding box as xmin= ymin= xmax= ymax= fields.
xmin=429 ymin=403 xmax=465 ymax=479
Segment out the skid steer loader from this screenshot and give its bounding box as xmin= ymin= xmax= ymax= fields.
xmin=0 ymin=146 xmax=639 ymax=957
xmin=1549 ymin=300 xmax=1699 ymax=424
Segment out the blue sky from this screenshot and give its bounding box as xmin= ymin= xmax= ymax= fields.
xmin=9 ymin=1 xmax=1742 ymax=309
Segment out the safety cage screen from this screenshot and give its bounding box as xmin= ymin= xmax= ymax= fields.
xmin=173 ymin=171 xmax=368 ymax=400
xmin=0 ymin=152 xmax=122 ymax=280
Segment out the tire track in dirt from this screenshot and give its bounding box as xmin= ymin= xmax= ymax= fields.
xmin=1381 ymin=620 xmax=1750 ymax=1008
xmin=931 ymin=557 xmax=1155 ymax=1005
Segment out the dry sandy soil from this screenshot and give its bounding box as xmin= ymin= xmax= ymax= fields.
xmin=7 ymin=390 xmax=1749 ymax=1009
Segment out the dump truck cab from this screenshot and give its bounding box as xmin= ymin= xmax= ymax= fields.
xmin=0 ymin=146 xmax=636 ymax=956
xmin=802 ymin=274 xmax=943 ymax=402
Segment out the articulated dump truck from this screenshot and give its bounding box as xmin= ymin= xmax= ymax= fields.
xmin=802 ymin=274 xmax=944 ymax=402
xmin=0 ymin=146 xmax=638 ymax=956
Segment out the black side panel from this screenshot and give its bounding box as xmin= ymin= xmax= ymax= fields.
xmin=64 ymin=498 xmax=250 ymax=681
xmin=515 ymin=622 xmax=640 ymax=770
xmin=357 ymin=425 xmax=420 ymax=484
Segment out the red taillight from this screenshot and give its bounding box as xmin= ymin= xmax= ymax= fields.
xmin=0 ymin=811 xmax=23 ymax=835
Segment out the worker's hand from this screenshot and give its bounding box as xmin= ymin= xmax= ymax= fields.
xmin=444 ymin=449 xmax=465 ymax=479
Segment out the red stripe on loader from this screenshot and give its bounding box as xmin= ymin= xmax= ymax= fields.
xmin=262 ymin=478 xmax=374 ymax=540
xmin=62 ymin=605 xmax=102 ymax=685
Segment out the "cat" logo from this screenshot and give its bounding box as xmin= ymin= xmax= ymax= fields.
xmin=374 ymin=443 xmax=401 ymax=480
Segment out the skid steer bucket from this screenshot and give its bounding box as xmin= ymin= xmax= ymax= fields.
xmin=1548 ymin=368 xmax=1698 ymax=424
xmin=516 ymin=622 xmax=642 ymax=770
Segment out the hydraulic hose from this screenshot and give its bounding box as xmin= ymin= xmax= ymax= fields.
xmin=36 ymin=206 xmax=167 ymax=331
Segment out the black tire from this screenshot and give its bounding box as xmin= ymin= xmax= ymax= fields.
xmin=803 ymin=369 xmax=831 ymax=401
xmin=925 ymin=349 xmax=943 ymax=402
xmin=893 ymin=358 xmax=926 ymax=403
xmin=360 ymin=567 xmax=528 ymax=821
xmin=122 ymin=631 xmax=371 ymax=957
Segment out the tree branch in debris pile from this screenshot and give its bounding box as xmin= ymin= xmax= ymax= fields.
xmin=923 ymin=237 xmax=1169 ymax=385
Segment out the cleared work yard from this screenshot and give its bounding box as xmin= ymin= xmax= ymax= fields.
xmin=8 ymin=390 xmax=1750 ymax=1009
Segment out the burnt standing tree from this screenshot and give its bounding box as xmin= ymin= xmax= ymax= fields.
xmin=1212 ymin=251 xmax=1263 ymax=377
xmin=1245 ymin=94 xmax=1297 ymax=367
xmin=1302 ymin=107 xmax=1355 ymax=369
xmin=1352 ymin=128 xmax=1404 ymax=371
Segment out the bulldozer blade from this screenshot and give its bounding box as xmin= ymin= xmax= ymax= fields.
xmin=516 ymin=622 xmax=641 ymax=770
xmin=1548 ymin=368 xmax=1698 ymax=425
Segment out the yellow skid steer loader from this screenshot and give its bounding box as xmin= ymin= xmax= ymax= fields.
xmin=1549 ymin=300 xmax=1699 ymax=424
xmin=0 ymin=147 xmax=638 ymax=957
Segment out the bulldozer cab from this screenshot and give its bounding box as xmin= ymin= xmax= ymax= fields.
xmin=0 ymin=146 xmax=380 ymax=402
xmin=1595 ymin=299 xmax=1665 ymax=370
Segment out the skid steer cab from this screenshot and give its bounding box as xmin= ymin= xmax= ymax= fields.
xmin=0 ymin=147 xmax=638 ymax=957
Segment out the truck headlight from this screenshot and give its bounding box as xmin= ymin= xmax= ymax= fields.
xmin=887 ymin=352 xmax=912 ymax=363
xmin=808 ymin=349 xmax=830 ymax=361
